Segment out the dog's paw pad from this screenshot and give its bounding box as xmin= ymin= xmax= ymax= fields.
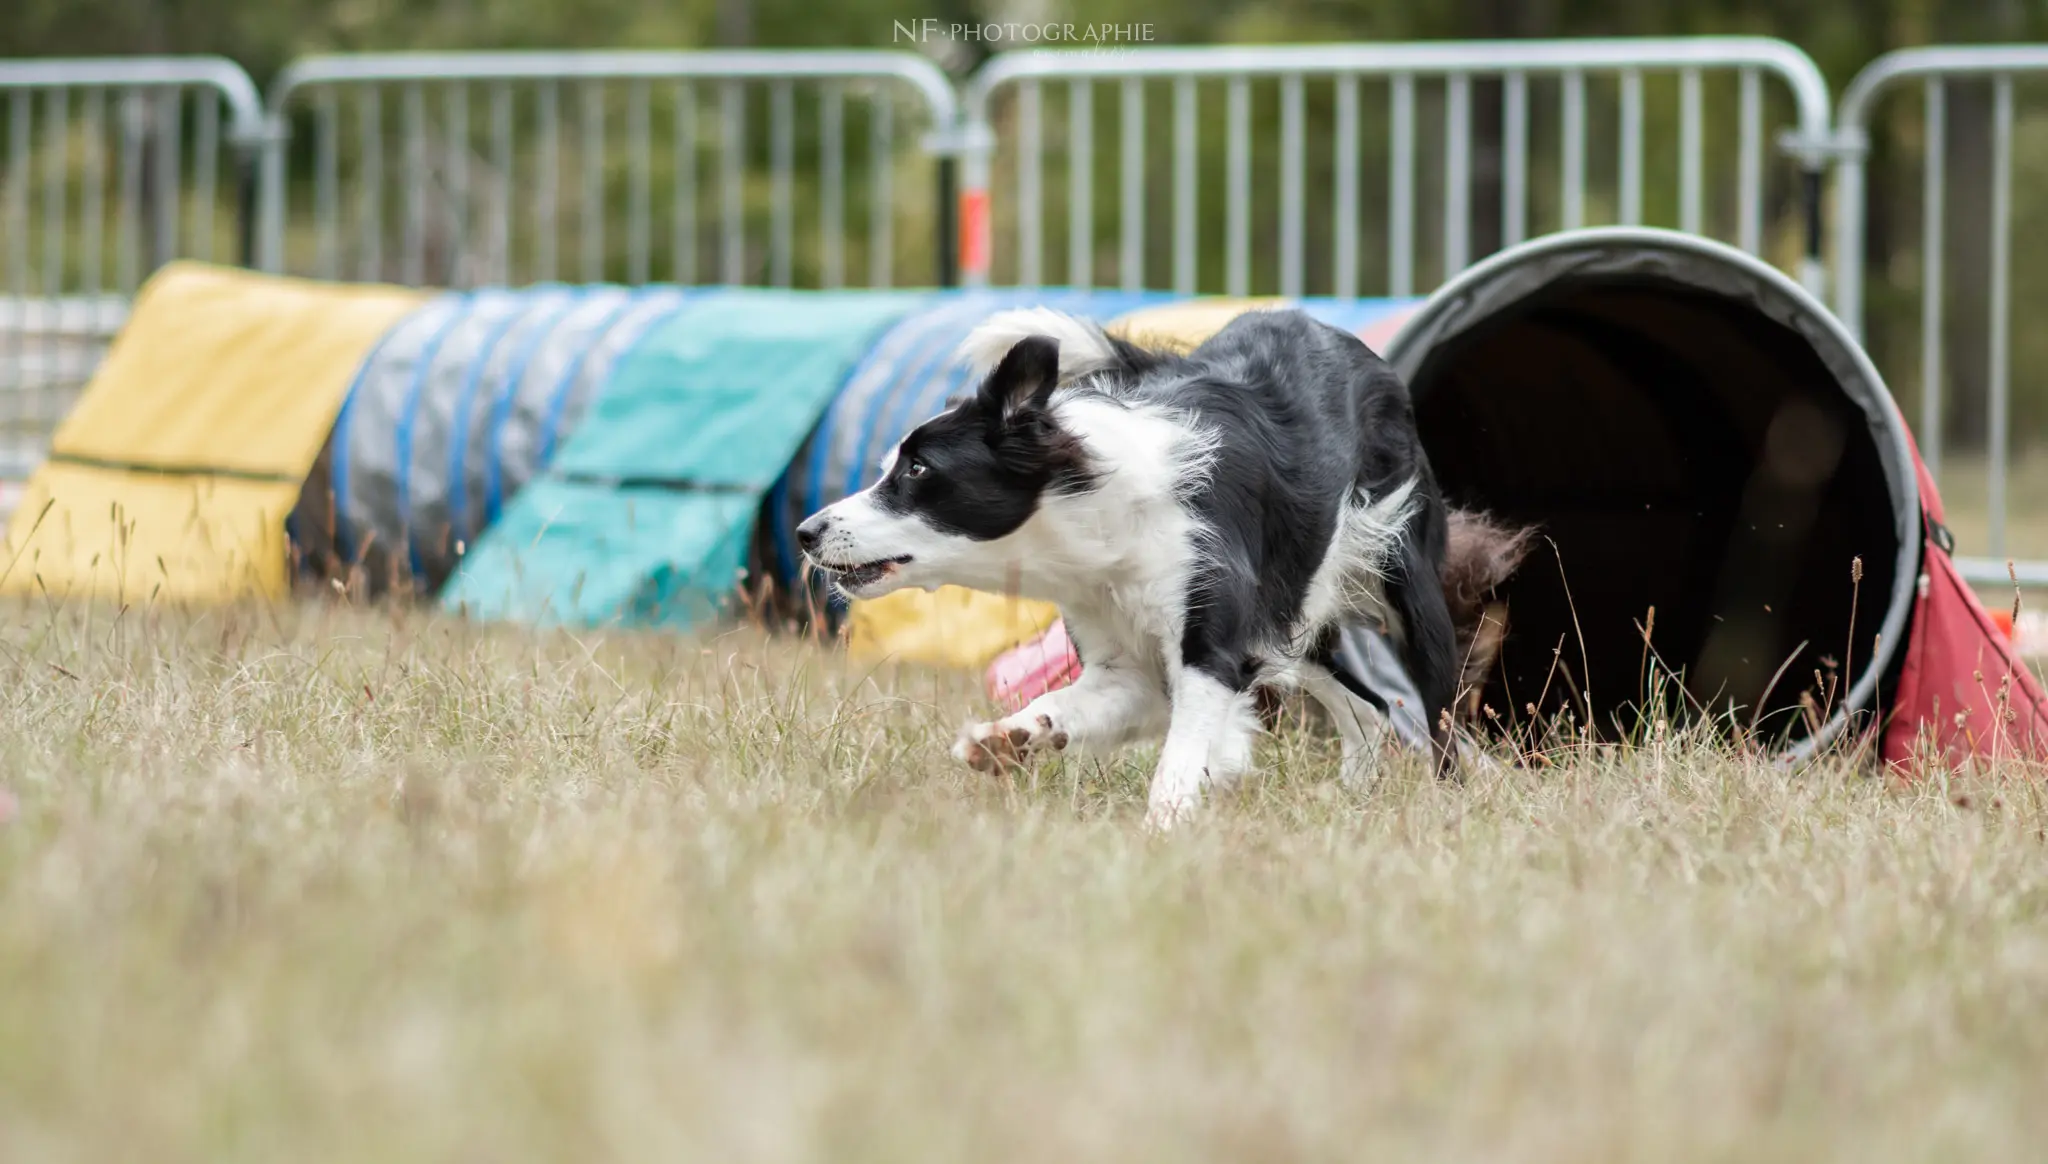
xmin=954 ymin=721 xmax=1027 ymax=773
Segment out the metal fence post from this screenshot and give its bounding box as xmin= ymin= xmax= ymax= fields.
xmin=936 ymin=154 xmax=959 ymax=287
xmin=944 ymin=117 xmax=995 ymax=288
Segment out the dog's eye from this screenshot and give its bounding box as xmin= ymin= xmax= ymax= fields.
xmin=904 ymin=459 xmax=929 ymax=480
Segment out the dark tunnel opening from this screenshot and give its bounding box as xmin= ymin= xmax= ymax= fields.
xmin=1405 ymin=267 xmax=1909 ymax=750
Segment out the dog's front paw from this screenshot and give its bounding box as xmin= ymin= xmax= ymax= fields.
xmin=1141 ymin=790 xmax=1201 ymax=833
xmin=951 ymin=713 xmax=1069 ymax=772
xmin=1141 ymin=760 xmax=1209 ymax=832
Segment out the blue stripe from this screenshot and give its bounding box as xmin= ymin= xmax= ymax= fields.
xmin=532 ymin=291 xmax=653 ymax=469
xmin=766 ymin=464 xmax=799 ymax=589
xmin=443 ymin=285 xmax=573 ymax=556
xmin=536 ymin=288 xmax=696 ymax=467
xmin=394 ymin=292 xmax=488 ymax=581
xmin=484 ymin=291 xmax=598 ymax=523
xmin=329 ymin=300 xmax=447 ymax=567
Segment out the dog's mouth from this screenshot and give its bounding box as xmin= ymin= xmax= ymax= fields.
xmin=816 ymin=555 xmax=912 ymax=590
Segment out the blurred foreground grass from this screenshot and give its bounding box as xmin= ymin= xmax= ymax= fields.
xmin=0 ymin=600 xmax=2045 ymax=1162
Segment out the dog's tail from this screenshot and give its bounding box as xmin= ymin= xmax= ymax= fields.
xmin=959 ymin=307 xmax=1170 ymax=388
xmin=1441 ymin=508 xmax=1536 ymax=719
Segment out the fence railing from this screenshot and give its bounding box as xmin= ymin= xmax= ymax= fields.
xmin=10 ymin=40 xmax=2048 ymax=590
xmin=1831 ymin=47 xmax=2048 ymax=585
xmin=956 ymin=38 xmax=1835 ymax=298
xmin=256 ymin=50 xmax=961 ymax=291
xmin=0 ymin=56 xmax=266 ymax=477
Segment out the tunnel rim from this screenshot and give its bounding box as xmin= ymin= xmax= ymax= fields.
xmin=1382 ymin=226 xmax=1920 ymax=761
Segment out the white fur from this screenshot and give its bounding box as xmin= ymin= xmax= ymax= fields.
xmin=1143 ymin=670 xmax=1262 ymax=830
xmin=958 ymin=307 xmax=1122 ymax=385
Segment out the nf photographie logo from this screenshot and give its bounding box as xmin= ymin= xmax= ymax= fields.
xmin=893 ymin=19 xmax=1156 ymax=47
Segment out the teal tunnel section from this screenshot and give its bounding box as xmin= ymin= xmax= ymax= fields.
xmin=441 ymin=290 xmax=925 ymax=628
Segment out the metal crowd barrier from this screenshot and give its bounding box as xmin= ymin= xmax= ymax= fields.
xmin=0 ymin=57 xmax=264 ymax=478
xmin=11 ymin=39 xmax=2048 ymax=586
xmin=254 ymin=50 xmax=961 ymax=290
xmin=955 ymin=38 xmax=1835 ymax=298
xmin=1831 ymin=46 xmax=2048 ymax=584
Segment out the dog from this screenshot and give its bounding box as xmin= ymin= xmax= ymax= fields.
xmin=796 ymin=306 xmax=1528 ymax=828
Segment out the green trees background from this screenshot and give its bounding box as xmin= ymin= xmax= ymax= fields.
xmin=8 ymin=0 xmax=2037 ymax=98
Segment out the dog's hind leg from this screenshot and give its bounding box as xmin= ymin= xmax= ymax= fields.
xmin=1298 ymin=661 xmax=1392 ymax=790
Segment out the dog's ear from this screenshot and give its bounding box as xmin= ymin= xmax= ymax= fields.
xmin=976 ymin=334 xmax=1061 ymax=424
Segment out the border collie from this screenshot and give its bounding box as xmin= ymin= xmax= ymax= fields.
xmin=796 ymin=306 xmax=1528 ymax=829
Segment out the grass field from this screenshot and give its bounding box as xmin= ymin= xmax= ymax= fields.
xmin=1 ymin=599 xmax=2046 ymax=1162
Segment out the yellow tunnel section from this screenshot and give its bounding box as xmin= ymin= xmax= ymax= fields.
xmin=1 ymin=262 xmax=425 ymax=605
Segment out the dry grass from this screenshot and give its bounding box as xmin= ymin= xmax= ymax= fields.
xmin=1 ymin=598 xmax=2046 ymax=1163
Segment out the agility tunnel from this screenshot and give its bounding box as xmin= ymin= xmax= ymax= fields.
xmin=1391 ymin=228 xmax=2047 ymax=763
xmin=8 ymin=228 xmax=2041 ymax=769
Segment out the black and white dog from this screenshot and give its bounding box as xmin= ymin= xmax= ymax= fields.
xmin=796 ymin=306 xmax=1525 ymax=829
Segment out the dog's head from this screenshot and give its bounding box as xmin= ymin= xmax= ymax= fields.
xmin=796 ymin=334 xmax=1094 ymax=600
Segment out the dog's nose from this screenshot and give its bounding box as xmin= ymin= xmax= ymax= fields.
xmin=795 ymin=515 xmax=826 ymax=554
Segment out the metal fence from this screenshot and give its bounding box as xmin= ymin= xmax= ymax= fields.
xmin=1832 ymin=47 xmax=2048 ymax=586
xmin=12 ymin=39 xmax=2048 ymax=585
xmin=956 ymin=38 xmax=1835 ymax=298
xmin=255 ymin=51 xmax=960 ymax=291
xmin=0 ymin=57 xmax=264 ymax=477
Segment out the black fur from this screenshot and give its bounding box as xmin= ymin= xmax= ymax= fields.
xmin=1091 ymin=310 xmax=1461 ymax=770
xmin=800 ymin=308 xmax=1467 ymax=777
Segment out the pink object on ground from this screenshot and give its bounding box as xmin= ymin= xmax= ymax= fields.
xmin=985 ymin=618 xmax=1083 ymax=713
